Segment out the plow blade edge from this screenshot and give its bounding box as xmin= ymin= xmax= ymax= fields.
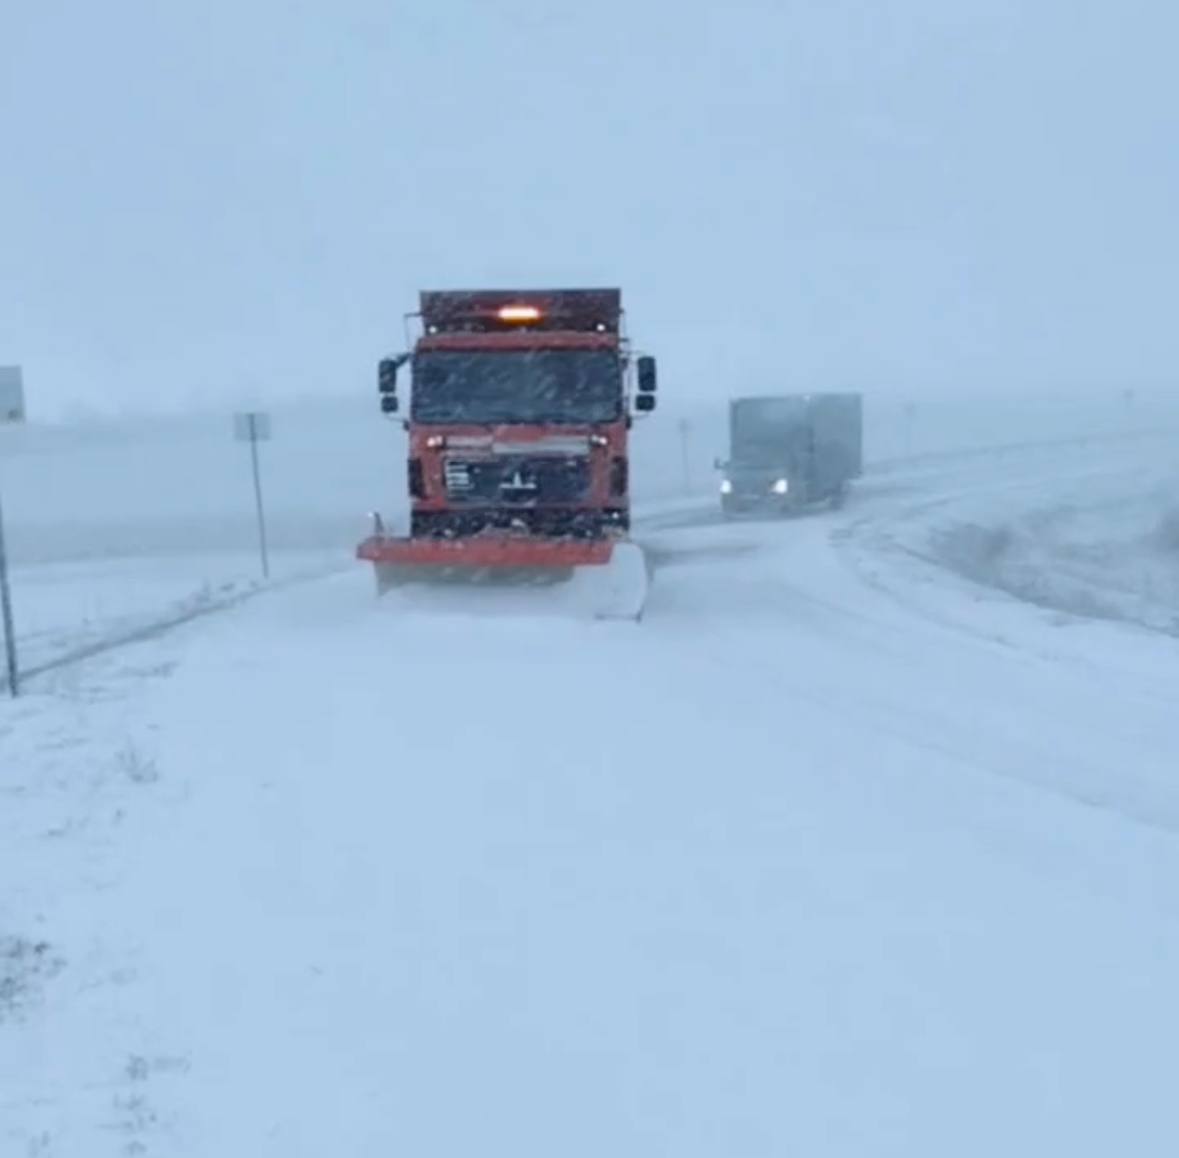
xmin=356 ymin=535 xmax=648 ymax=620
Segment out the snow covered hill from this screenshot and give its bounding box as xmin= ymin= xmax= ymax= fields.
xmin=4 ymin=431 xmax=1179 ymax=1157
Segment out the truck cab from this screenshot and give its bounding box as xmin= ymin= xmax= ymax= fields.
xmin=373 ymin=288 xmax=656 ymax=550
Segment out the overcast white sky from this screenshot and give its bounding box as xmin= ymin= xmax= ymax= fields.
xmin=2 ymin=0 xmax=1177 ymax=417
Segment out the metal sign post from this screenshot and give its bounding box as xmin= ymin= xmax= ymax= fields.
xmin=0 ymin=367 xmax=26 ymax=697
xmin=0 ymin=485 xmax=18 ymax=698
xmin=234 ymin=411 xmax=271 ymax=580
xmin=678 ymin=418 xmax=693 ymax=495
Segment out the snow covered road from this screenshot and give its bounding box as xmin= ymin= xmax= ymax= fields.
xmin=5 ymin=437 xmax=1179 ymax=1156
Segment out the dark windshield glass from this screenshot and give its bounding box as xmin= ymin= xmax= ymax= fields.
xmin=412 ymin=350 xmax=622 ymax=424
xmin=731 ymin=399 xmax=811 ymax=462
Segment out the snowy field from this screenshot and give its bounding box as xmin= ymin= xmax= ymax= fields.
xmin=4 ymin=410 xmax=1179 ymax=1156
xmin=6 ymin=551 xmax=342 ymax=680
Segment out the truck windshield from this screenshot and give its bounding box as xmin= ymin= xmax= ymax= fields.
xmin=732 ymin=400 xmax=811 ymax=462
xmin=412 ymin=350 xmax=622 ymax=424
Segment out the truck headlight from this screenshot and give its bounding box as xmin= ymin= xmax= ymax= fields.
xmin=772 ymin=478 xmax=789 ymax=495
xmin=720 ymin=478 xmax=733 ymax=495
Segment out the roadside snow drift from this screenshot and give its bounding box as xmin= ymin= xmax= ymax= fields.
xmin=931 ymin=482 xmax=1179 ymax=635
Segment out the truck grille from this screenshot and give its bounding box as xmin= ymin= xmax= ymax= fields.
xmin=412 ymin=508 xmax=628 ymax=539
xmin=443 ymin=456 xmax=592 ymax=504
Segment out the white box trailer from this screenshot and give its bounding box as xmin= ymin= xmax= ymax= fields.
xmin=804 ymin=392 xmax=863 ymax=480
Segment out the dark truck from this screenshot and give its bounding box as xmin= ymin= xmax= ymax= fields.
xmin=717 ymin=393 xmax=863 ymax=516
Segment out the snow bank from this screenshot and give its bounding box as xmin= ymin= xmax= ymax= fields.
xmin=929 ymin=478 xmax=1179 ymax=635
xmin=6 ymin=551 xmax=341 ymax=681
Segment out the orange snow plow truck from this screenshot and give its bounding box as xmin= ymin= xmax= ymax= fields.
xmin=357 ymin=288 xmax=658 ymax=619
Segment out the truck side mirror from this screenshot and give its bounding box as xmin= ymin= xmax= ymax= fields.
xmin=380 ymin=394 xmax=400 ymax=414
xmin=378 ymin=357 xmax=399 ymax=395
xmin=636 ymin=356 xmax=657 ymax=394
xmin=635 ymin=393 xmax=656 ymax=413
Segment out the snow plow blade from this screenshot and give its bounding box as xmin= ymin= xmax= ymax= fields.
xmin=357 ymin=534 xmax=649 ymax=621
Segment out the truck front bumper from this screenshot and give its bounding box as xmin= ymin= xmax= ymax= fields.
xmin=357 ymin=534 xmax=616 ymax=569
xmin=721 ymin=493 xmax=795 ymax=516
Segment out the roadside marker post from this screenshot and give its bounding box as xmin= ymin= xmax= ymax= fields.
xmin=234 ymin=411 xmax=272 ymax=580
xmin=0 ymin=366 xmax=27 ymax=697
